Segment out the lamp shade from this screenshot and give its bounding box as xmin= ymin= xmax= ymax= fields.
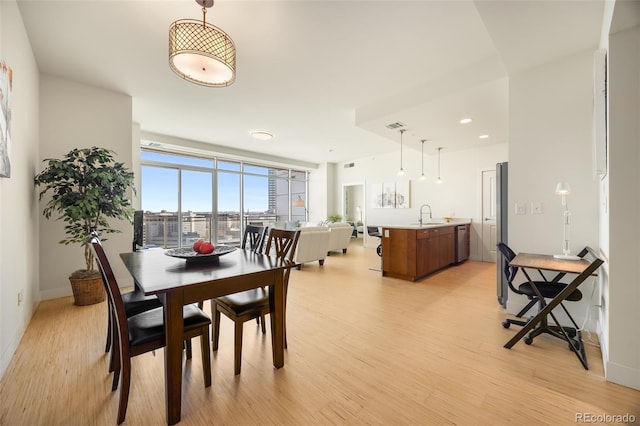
xmin=293 ymin=196 xmax=305 ymax=208
xmin=169 ymin=19 xmax=236 ymax=87
xmin=555 ymin=182 xmax=571 ymax=195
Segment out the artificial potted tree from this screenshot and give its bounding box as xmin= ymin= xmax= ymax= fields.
xmin=34 ymin=147 xmax=135 ymax=305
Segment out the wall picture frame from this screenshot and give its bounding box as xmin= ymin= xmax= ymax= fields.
xmin=0 ymin=58 xmax=13 ymax=178
xmin=370 ymin=180 xmax=411 ymax=209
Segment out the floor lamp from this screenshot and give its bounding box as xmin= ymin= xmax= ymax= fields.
xmin=293 ymin=195 xmax=308 ymax=221
xmin=553 ymin=182 xmax=581 ymax=260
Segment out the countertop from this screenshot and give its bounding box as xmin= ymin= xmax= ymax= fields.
xmin=382 ymin=219 xmax=471 ymax=230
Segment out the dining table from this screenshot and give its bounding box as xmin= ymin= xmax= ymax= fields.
xmin=120 ymin=246 xmax=289 ymax=425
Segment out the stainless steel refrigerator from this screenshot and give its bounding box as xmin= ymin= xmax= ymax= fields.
xmin=496 ymin=162 xmax=508 ymax=307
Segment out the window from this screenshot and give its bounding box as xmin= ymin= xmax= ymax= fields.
xmin=139 ymin=149 xmax=308 ymax=248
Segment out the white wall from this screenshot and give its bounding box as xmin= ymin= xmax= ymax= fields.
xmin=334 ymin=143 xmax=507 ymax=257
xmin=308 ymin=162 xmax=332 ymax=224
xmin=509 ymin=50 xmax=600 ymax=330
xmin=0 ymin=0 xmax=40 ymax=378
xmin=601 ymin=14 xmax=640 ymax=389
xmin=38 ymin=75 xmax=134 ymax=300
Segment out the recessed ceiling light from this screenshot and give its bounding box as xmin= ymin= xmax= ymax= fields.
xmin=250 ymin=130 xmax=273 ymax=141
xmin=459 ymin=118 xmax=473 ymax=124
xmin=479 ymin=134 xmax=489 ymax=139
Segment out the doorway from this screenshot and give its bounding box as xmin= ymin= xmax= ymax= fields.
xmin=342 ymin=183 xmax=364 ymax=244
xmin=481 ymin=169 xmax=497 ymax=262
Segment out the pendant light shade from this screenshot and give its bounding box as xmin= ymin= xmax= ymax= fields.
xmin=420 ymin=139 xmax=427 ymax=180
xmin=397 ymin=129 xmax=406 ymax=177
xmin=436 ymin=147 xmax=443 ymax=184
xmin=169 ymin=0 xmax=236 ymax=87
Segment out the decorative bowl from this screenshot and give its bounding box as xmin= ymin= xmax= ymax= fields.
xmin=164 ymin=245 xmax=236 ymax=264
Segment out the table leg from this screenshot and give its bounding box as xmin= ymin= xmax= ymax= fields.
xmin=504 ymin=259 xmax=601 ymax=370
xmin=269 ymin=270 xmax=285 ymax=368
xmin=162 ymin=291 xmax=184 ymax=425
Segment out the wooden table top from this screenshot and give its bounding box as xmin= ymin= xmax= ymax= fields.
xmin=510 ymin=252 xmax=595 ymax=275
xmin=120 ymin=247 xmax=284 ymax=295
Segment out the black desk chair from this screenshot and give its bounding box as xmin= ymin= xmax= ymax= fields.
xmin=497 ymin=242 xmax=582 ymax=343
xmin=367 ymin=226 xmax=382 ymax=257
xmin=367 ymin=226 xmax=383 ymax=272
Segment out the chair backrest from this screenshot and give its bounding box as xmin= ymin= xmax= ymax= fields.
xmin=264 ymin=228 xmax=300 ymax=264
xmin=264 ymin=228 xmax=300 ymax=287
xmin=496 ymin=242 xmax=521 ymax=293
xmin=367 ymin=226 xmax=380 ymax=236
xmin=89 ymin=234 xmax=131 ymax=357
xmin=242 ymin=225 xmax=267 ymax=253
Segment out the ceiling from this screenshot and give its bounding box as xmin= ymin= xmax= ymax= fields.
xmin=17 ymin=0 xmax=605 ymax=166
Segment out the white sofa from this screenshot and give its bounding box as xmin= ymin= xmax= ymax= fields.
xmin=327 ymin=222 xmax=354 ymax=255
xmin=293 ymin=226 xmax=330 ymax=267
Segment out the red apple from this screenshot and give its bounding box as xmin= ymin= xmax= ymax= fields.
xmin=199 ymin=242 xmax=215 ymax=254
xmin=193 ymin=240 xmax=204 ymax=253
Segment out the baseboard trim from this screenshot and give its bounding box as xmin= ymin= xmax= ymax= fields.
xmin=0 ymin=301 xmax=36 ymax=380
xmin=605 ymin=359 xmax=640 ymax=391
xmin=40 ymin=286 xmax=73 ymax=301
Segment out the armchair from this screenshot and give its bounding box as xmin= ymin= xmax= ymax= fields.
xmin=294 ymin=226 xmax=330 ymax=266
xmin=327 ymin=222 xmax=354 ymax=255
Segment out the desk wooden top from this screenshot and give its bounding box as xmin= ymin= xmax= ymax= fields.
xmin=510 ymin=253 xmax=594 ymax=275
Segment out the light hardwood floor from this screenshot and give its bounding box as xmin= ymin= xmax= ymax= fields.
xmin=1 ymin=240 xmax=638 ymax=425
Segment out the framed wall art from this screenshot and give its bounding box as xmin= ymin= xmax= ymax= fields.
xmin=0 ymin=58 xmax=13 ymax=178
xmin=370 ymin=180 xmax=410 ymax=209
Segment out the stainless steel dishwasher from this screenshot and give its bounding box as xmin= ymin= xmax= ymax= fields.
xmin=455 ymin=224 xmax=469 ymax=263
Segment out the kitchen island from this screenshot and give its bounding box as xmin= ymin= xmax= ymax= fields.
xmin=381 ymin=222 xmax=470 ymax=281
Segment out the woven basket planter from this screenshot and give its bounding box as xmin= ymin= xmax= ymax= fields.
xmin=69 ymin=274 xmax=105 ymax=306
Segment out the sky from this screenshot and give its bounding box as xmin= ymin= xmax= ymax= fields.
xmin=141 ymin=151 xmax=270 ymax=213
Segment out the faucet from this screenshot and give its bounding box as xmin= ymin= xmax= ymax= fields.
xmin=419 ymin=204 xmax=432 ymax=226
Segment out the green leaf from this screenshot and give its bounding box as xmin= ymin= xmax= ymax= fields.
xmin=35 ymin=147 xmax=136 ymax=271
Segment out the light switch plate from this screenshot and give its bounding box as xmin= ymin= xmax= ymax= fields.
xmin=531 ymin=201 xmax=543 ymax=214
xmin=515 ymin=202 xmax=526 ymax=215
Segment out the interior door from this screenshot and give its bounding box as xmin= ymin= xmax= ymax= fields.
xmin=481 ymin=170 xmax=497 ymax=262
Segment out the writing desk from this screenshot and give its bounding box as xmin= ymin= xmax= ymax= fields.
xmin=120 ymin=248 xmax=288 ymax=425
xmin=504 ymin=248 xmax=603 ymax=369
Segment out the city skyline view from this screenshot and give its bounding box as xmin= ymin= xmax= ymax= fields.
xmin=140 ymin=151 xmax=271 ymax=213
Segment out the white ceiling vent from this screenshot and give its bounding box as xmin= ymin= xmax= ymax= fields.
xmin=385 ymin=122 xmax=405 ymax=130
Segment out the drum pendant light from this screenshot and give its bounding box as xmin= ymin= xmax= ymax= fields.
xmin=169 ymin=0 xmax=236 ymax=87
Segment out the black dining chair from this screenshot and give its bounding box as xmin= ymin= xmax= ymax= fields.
xmin=497 ymin=242 xmax=582 ymax=343
xmin=242 ymin=225 xmax=269 ymax=329
xmin=242 ymin=224 xmax=268 ymax=253
xmin=197 ymin=225 xmax=269 ymax=330
xmin=211 ymin=228 xmax=300 ymax=375
xmin=90 ymin=231 xmax=163 ymax=372
xmin=89 ymin=235 xmax=212 ymax=424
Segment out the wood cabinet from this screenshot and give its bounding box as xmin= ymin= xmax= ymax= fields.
xmin=382 ymin=225 xmax=457 ymax=281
